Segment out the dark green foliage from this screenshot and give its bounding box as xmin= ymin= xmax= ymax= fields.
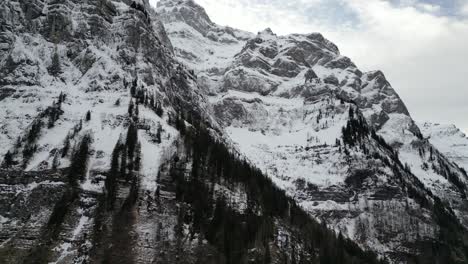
xmin=52 ymin=151 xmax=60 ymax=170
xmin=135 ymin=102 xmax=139 ymax=117
xmin=134 ymin=142 xmax=141 ymax=172
xmin=345 ymin=169 xmax=373 ymax=188
xmin=58 ymin=92 xmax=66 ymax=104
xmin=62 ymin=134 xmax=71 ymax=158
xmin=342 ymin=108 xmax=369 ymax=147
xmin=4 ymin=54 xmax=17 ymax=74
xmin=27 ymin=119 xmax=43 ymax=144
xmin=342 ymin=106 xmax=468 ymax=263
xmin=1 ymin=151 xmax=15 ymax=168
xmin=86 ymin=110 xmax=91 ymax=121
xmin=48 ymin=47 xmax=62 ymax=77
xmin=128 ymin=99 xmax=134 ymax=116
xmin=156 ymin=123 xmax=163 ymax=144
xmin=136 ymin=87 xmax=145 ymax=104
xmin=114 ymin=122 xmax=141 ymax=182
xmin=46 ymin=103 xmax=64 ymax=128
xmin=168 ymin=120 xmax=384 ymax=264
xmin=155 ymin=103 xmax=164 ymax=117
xmin=175 ymin=113 xmax=186 ymax=135
xmin=130 ymin=78 xmax=137 ymax=97
xmin=126 ymin=122 xmax=138 ymax=163
xmin=22 ymin=144 xmax=37 ymax=165
xmin=68 ymin=134 xmax=91 ymax=187
xmin=21 ymin=108 xmax=61 ymax=165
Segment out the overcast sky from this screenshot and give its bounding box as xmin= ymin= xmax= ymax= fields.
xmin=151 ymin=0 xmax=468 ymax=134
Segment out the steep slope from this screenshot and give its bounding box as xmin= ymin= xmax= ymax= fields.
xmin=156 ymin=0 xmax=468 ymax=262
xmin=156 ymin=0 xmax=253 ymax=94
xmin=0 ymin=0 xmax=386 ymax=263
xmin=419 ymin=122 xmax=468 ymax=172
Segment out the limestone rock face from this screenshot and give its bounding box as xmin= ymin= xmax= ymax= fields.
xmin=157 ymin=0 xmax=468 ymax=262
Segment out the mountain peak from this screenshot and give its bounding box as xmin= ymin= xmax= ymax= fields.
xmin=156 ymin=0 xmax=214 ymax=35
xmin=257 ymin=28 xmax=277 ymax=39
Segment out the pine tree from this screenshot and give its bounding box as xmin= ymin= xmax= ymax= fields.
xmin=52 ymin=151 xmax=60 ymax=170
xmin=156 ymin=123 xmax=163 ymax=144
xmin=85 ymin=110 xmax=91 ymax=121
xmin=135 ymin=102 xmax=139 ymax=117
xmin=2 ymin=151 xmax=14 ymax=168
xmin=126 ymin=123 xmax=138 ymax=160
xmin=4 ymin=54 xmax=16 ymax=73
xmin=155 ymin=103 xmax=163 ymax=117
xmin=68 ymin=135 xmax=91 ymax=187
xmin=130 ymin=78 xmax=137 ymax=97
xmin=62 ymin=135 xmax=71 ymax=158
xmin=134 ymin=142 xmax=141 ymax=172
xmin=128 ymin=99 xmax=134 ymax=116
xmin=48 ymin=46 xmax=62 ymax=77
xmin=349 ymin=106 xmax=355 ymax=119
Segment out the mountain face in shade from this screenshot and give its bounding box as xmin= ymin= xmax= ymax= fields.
xmin=0 ymin=0 xmax=467 ymax=263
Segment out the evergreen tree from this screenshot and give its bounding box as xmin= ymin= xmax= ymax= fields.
xmin=126 ymin=123 xmax=138 ymax=161
xmin=135 ymin=102 xmax=139 ymax=117
xmin=86 ymin=110 xmax=91 ymax=121
xmin=4 ymin=54 xmax=16 ymax=73
xmin=52 ymin=151 xmax=60 ymax=170
xmin=2 ymin=151 xmax=14 ymax=168
xmin=62 ymin=135 xmax=71 ymax=158
xmin=128 ymin=99 xmax=134 ymax=116
xmin=68 ymin=135 xmax=91 ymax=187
xmin=134 ymin=142 xmax=141 ymax=172
xmin=156 ymin=123 xmax=163 ymax=144
xmin=155 ymin=103 xmax=163 ymax=117
xmin=130 ymin=78 xmax=138 ymax=97
xmin=48 ymin=46 xmax=62 ymax=77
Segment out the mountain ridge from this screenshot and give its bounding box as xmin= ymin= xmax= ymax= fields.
xmin=0 ymin=0 xmax=388 ymax=263
xmin=155 ymin=0 xmax=468 ymax=262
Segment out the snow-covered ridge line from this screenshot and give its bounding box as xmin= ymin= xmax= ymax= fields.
xmin=157 ymin=0 xmax=468 ymax=262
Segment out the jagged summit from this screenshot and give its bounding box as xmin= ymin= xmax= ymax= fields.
xmin=257 ymin=27 xmax=276 ymax=37
xmin=156 ymin=0 xmax=214 ymax=35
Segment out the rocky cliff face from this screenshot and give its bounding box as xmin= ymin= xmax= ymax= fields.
xmin=156 ymin=0 xmax=468 ymax=262
xmin=419 ymin=122 xmax=468 ymax=172
xmin=0 ymin=0 xmax=200 ymax=262
xmin=0 ymin=0 xmax=389 ymax=263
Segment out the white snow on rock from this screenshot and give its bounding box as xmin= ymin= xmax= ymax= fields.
xmin=419 ymin=122 xmax=468 ymax=171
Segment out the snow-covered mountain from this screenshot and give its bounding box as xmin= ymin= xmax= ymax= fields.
xmin=1 ymin=0 xmax=468 ymax=263
xmin=419 ymin=122 xmax=468 ymax=172
xmin=156 ymin=0 xmax=468 ymax=262
xmin=0 ymin=0 xmax=388 ymax=263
